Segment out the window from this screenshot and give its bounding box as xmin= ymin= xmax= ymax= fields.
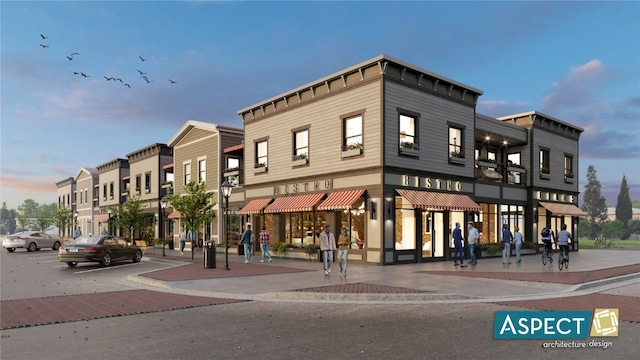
xmin=227 ymin=157 xmax=239 ymax=170
xmin=540 ymin=148 xmax=550 ymax=174
xmin=507 ymin=153 xmax=523 ymax=184
xmin=564 ymin=155 xmax=573 ymax=178
xmin=448 ymin=127 xmax=463 ymax=158
xmin=343 ymin=115 xmax=362 ymax=149
xmin=103 ymin=184 xmax=108 ymax=200
xmin=487 ymin=151 xmax=496 ymax=162
xmin=399 ymin=114 xmax=416 ymax=149
xmin=183 ymin=162 xmax=191 ymax=184
xmin=135 ymin=175 xmax=142 ymax=192
xmin=80 ymin=190 xmax=83 ymax=204
xmin=256 ymin=140 xmax=268 ymax=167
xmin=198 ymin=158 xmax=206 ymax=183
xmin=84 ymin=189 xmax=88 ymax=204
xmin=109 ymin=182 xmax=114 ymax=198
xmin=293 ymin=129 xmax=309 ymax=160
xmin=144 ymin=172 xmax=151 ymax=192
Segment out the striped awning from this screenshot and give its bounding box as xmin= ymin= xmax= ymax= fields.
xmin=317 ymin=189 xmax=365 ymax=211
xmin=167 ymin=210 xmax=182 ymax=219
xmin=539 ymin=202 xmax=588 ymax=217
xmin=397 ymin=189 xmax=481 ymax=211
xmin=239 ymin=198 xmax=273 ymax=215
xmin=94 ymin=213 xmax=110 ymax=222
xmin=264 ymin=193 xmax=325 ymax=214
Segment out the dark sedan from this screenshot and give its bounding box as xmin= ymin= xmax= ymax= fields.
xmin=58 ymin=235 xmax=142 ymax=267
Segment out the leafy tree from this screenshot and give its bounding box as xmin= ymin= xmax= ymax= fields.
xmin=167 ymin=181 xmax=214 ymax=246
xmin=7 ymin=209 xmax=17 ymax=233
xmin=601 ymin=220 xmax=625 ymax=239
xmin=17 ymin=199 xmax=39 ymax=218
xmin=577 ymin=218 xmax=592 ymax=239
xmin=581 ymin=165 xmax=608 ymax=236
xmin=55 ymin=204 xmax=73 ymax=238
xmin=111 ymin=196 xmax=146 ymax=242
xmin=627 ymin=219 xmax=640 ymax=239
xmin=15 ymin=212 xmax=30 ymax=231
xmin=0 ymin=202 xmax=10 ymax=234
xmin=32 ymin=203 xmax=57 ymax=232
xmin=615 ymin=175 xmax=632 ymax=226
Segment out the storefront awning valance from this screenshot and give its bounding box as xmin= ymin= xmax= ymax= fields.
xmin=539 ymin=202 xmax=588 ymax=217
xmin=264 ymin=193 xmax=326 ymax=214
xmin=239 ymin=198 xmax=273 ymax=215
xmin=94 ymin=214 xmax=110 ymax=222
xmin=167 ymin=210 xmax=182 ymax=219
xmin=397 ymin=189 xmax=481 ymax=211
xmin=317 ymin=189 xmax=365 ymax=211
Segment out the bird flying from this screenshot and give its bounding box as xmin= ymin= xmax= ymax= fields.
xmin=139 ymin=56 xmax=146 ymax=61
xmin=40 ymin=34 xmax=48 ymax=39
xmin=80 ymin=72 xmax=90 ymax=77
xmin=70 ymin=52 xmax=79 ymax=56
xmin=67 ymin=56 xmax=73 ymax=61
xmin=39 ymin=44 xmax=49 ymax=48
xmin=168 ymin=79 xmax=177 ymax=84
xmin=123 ymin=83 xmax=131 ymax=88
xmin=137 ymin=69 xmax=146 ymax=75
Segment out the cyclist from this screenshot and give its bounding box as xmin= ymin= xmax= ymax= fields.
xmin=541 ymin=224 xmax=555 ymax=263
xmin=556 ymin=224 xmax=572 ymax=262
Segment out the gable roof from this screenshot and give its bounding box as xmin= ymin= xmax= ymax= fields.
xmin=73 ymin=167 xmax=98 ymax=181
xmin=167 ymin=120 xmax=243 ymax=147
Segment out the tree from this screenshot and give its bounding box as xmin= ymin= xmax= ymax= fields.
xmin=0 ymin=202 xmax=11 ymax=234
xmin=17 ymin=199 xmax=39 ymax=218
xmin=111 ymin=196 xmax=146 ymax=242
xmin=7 ymin=209 xmax=17 ymax=233
xmin=33 ymin=203 xmax=56 ymax=232
xmin=167 ymin=181 xmax=214 ymax=249
xmin=627 ymin=219 xmax=640 ymax=240
xmin=55 ymin=204 xmax=73 ymax=238
xmin=577 ymin=218 xmax=592 ymax=239
xmin=615 ymin=175 xmax=632 ymax=226
xmin=15 ymin=213 xmax=30 ymax=231
xmin=601 ymin=220 xmax=625 ymax=239
xmin=581 ymin=165 xmax=608 ymax=236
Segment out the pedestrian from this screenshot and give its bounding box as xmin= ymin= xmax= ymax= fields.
xmin=319 ymin=224 xmax=336 ymax=276
xmin=100 ymin=228 xmax=107 ymax=235
xmin=259 ymin=226 xmax=272 ymax=263
xmin=514 ymin=226 xmax=524 ymax=263
xmin=337 ymin=227 xmax=350 ymax=276
xmin=452 ymin=222 xmax=466 ymax=267
xmin=240 ymin=223 xmax=255 ymax=263
xmin=467 ymin=222 xmax=479 ymax=265
xmin=74 ymin=227 xmax=82 ymax=239
xmin=541 ymin=224 xmax=556 ymax=263
xmin=178 ymin=225 xmax=187 ymax=255
xmin=501 ymin=223 xmax=513 ymax=264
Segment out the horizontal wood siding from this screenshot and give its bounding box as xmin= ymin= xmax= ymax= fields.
xmin=99 ymin=169 xmax=121 ymax=206
xmin=533 ymin=128 xmax=579 ymax=192
xmin=244 ymin=81 xmax=382 ymax=186
xmin=384 ymin=81 xmax=475 ymax=177
xmin=131 ymin=156 xmax=159 ymax=200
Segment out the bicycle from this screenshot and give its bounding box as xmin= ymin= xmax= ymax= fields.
xmin=541 ymin=241 xmax=553 ymax=265
xmin=607 ymin=238 xmax=621 ymax=249
xmin=558 ymin=246 xmax=569 ymax=270
xmin=594 ymin=235 xmax=606 ymax=248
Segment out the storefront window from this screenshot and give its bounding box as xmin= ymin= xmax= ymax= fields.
xmin=499 ymin=204 xmax=524 ymax=237
xmin=478 ymin=203 xmax=498 ymax=244
xmin=448 ymin=211 xmax=466 ymax=247
xmin=283 ymin=212 xmax=326 ymax=246
xmin=394 ymin=196 xmax=415 ymax=250
xmin=339 ymin=201 xmax=365 ymax=249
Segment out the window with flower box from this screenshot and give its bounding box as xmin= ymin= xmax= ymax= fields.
xmin=343 ymin=114 xmax=363 ymax=158
xmin=564 ymin=154 xmax=574 ymax=183
xmin=540 ymin=148 xmax=550 ymax=178
xmin=183 ymin=162 xmax=191 ymax=185
xmin=255 ymin=139 xmax=268 ymax=170
xmin=399 ymin=113 xmax=419 ymax=156
xmin=292 ymin=129 xmax=309 ymax=165
xmin=448 ymin=125 xmax=465 ymax=163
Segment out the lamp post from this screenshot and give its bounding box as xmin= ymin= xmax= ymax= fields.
xmin=74 ymin=211 xmax=79 ymax=237
xmin=160 ymin=197 xmax=168 ymax=256
xmin=220 ymin=180 xmax=233 ymax=271
xmin=107 ymin=209 xmax=112 ymax=235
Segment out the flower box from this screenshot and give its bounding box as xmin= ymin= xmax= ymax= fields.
xmin=399 ymin=148 xmax=419 ymax=157
xmin=564 ymin=176 xmax=574 ymax=184
xmin=477 ymin=160 xmax=497 ymax=168
xmin=342 ymin=148 xmax=362 ymax=158
xmin=292 ymin=158 xmax=308 ymax=167
xmin=449 ymin=157 xmax=465 ymax=165
xmin=224 ymin=170 xmax=239 ymax=177
xmin=508 ymin=166 xmax=526 ymax=173
xmin=254 ymin=166 xmax=267 ymax=174
xmin=540 ymin=173 xmax=550 ymax=180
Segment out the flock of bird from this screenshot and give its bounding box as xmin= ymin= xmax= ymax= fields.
xmin=39 ymin=34 xmax=178 ymax=88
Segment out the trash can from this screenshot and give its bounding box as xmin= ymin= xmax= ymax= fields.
xmin=168 ymin=239 xmax=174 ymax=250
xmin=204 ymin=241 xmax=216 ymax=268
xmin=237 ymin=243 xmax=244 ymax=256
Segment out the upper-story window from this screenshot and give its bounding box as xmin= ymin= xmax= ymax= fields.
xmin=144 ymin=172 xmax=151 ymax=192
xmin=507 ymin=153 xmax=523 ymax=184
xmin=226 ymin=157 xmax=240 ymax=186
xmin=487 ymin=151 xmax=496 ymax=162
xmin=448 ymin=127 xmax=464 ymax=158
xmin=564 ymin=155 xmax=573 ymax=179
xmin=183 ymin=161 xmax=191 ymax=185
xmin=540 ymin=148 xmax=550 ymax=174
xmin=343 ymin=115 xmax=363 ymax=150
xmin=109 ymin=182 xmax=114 ymax=199
xmin=293 ymin=129 xmax=309 ymax=160
xmin=84 ymin=189 xmax=88 ymax=204
xmin=256 ymin=140 xmax=268 ymax=168
xmin=198 ymin=158 xmax=206 ymax=183
xmin=135 ymin=175 xmax=142 ymax=192
xmin=399 ymin=114 xmax=417 ymax=149
xmin=103 ymin=184 xmax=108 ymax=200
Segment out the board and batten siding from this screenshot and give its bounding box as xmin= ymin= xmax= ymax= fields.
xmin=243 ymin=81 xmax=382 ymax=186
xmin=384 ymin=81 xmax=476 ymax=178
xmin=174 ymin=131 xmax=220 ymax=192
xmin=532 ymin=128 xmax=579 ymax=192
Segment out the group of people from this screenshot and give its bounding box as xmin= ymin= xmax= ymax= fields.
xmin=453 ymin=221 xmax=572 ymax=266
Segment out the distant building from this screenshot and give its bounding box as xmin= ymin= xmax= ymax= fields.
xmin=606 ymin=207 xmax=640 ymax=222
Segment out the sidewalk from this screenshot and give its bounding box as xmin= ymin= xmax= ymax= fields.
xmin=130 ymin=248 xmax=640 ymax=304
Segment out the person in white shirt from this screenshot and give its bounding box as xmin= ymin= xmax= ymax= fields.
xmin=514 ymin=226 xmax=524 ymax=263
xmin=319 ymin=224 xmax=337 ymax=276
xmin=467 ymin=222 xmax=480 ymax=265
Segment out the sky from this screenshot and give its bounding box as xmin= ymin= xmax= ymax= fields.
xmin=1 ymin=1 xmax=639 ymax=211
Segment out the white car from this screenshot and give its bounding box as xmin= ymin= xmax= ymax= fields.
xmin=2 ymin=231 xmax=61 ymax=252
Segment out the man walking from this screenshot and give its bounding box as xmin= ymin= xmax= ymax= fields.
xmin=319 ymin=224 xmax=336 ymax=276
xmin=501 ymin=223 xmax=513 ymax=264
xmin=259 ymin=226 xmax=272 ymax=263
xmin=240 ymin=224 xmax=255 ymax=263
xmin=452 ymin=222 xmax=466 ymax=267
xmin=467 ymin=222 xmax=479 ymax=265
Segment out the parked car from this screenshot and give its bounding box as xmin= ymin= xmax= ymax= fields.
xmin=2 ymin=231 xmax=61 ymax=252
xmin=58 ymin=235 xmax=143 ymax=267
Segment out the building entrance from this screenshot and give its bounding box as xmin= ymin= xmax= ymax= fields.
xmin=421 ymin=211 xmax=445 ymax=260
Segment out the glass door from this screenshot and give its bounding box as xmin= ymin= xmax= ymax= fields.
xmin=422 ymin=211 xmax=445 ymax=260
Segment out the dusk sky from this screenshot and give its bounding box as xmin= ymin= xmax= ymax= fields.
xmin=1 ymin=1 xmax=639 ymax=210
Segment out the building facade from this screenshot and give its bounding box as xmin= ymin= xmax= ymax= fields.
xmin=237 ymin=54 xmax=585 ymax=265
xmin=95 ymin=158 xmax=130 ymax=235
xmin=73 ymin=167 xmax=99 ymax=237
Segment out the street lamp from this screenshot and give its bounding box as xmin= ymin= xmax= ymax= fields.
xmin=160 ymin=197 xmax=168 ymax=256
xmin=107 ymin=209 xmax=112 ymax=235
xmin=74 ymin=211 xmax=79 ymax=237
xmin=220 ymin=180 xmax=233 ymax=271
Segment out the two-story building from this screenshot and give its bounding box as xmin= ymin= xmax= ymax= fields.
xmin=56 ymin=177 xmax=75 ymax=238
xmin=73 ymin=167 xmax=99 ymax=237
xmin=95 ymin=158 xmax=130 ymax=235
xmin=236 ymin=54 xmax=585 ymax=265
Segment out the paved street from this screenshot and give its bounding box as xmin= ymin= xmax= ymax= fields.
xmin=1 ymin=248 xmax=638 ymax=359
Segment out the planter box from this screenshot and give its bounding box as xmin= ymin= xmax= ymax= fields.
xmin=254 ymin=166 xmax=267 ymax=174
xmin=292 ymin=159 xmax=308 ymax=167
xmin=540 ymin=173 xmax=550 ymax=180
xmin=161 ymin=183 xmax=173 ymax=189
xmin=477 ymin=160 xmax=497 ymax=168
xmin=508 ymin=166 xmax=526 ymax=173
xmin=449 ymin=157 xmax=465 ymax=165
xmin=224 ymin=170 xmax=239 ymax=177
xmin=564 ymin=177 xmax=574 ymax=184
xmin=399 ymin=148 xmax=419 ymax=157
xmin=341 ymin=148 xmax=362 ymax=158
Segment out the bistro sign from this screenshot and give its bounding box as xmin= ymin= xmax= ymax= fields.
xmin=402 ymin=175 xmax=462 ymax=192
xmin=274 ymin=179 xmax=333 ymax=195
xmin=534 ymin=191 xmax=575 ymax=204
